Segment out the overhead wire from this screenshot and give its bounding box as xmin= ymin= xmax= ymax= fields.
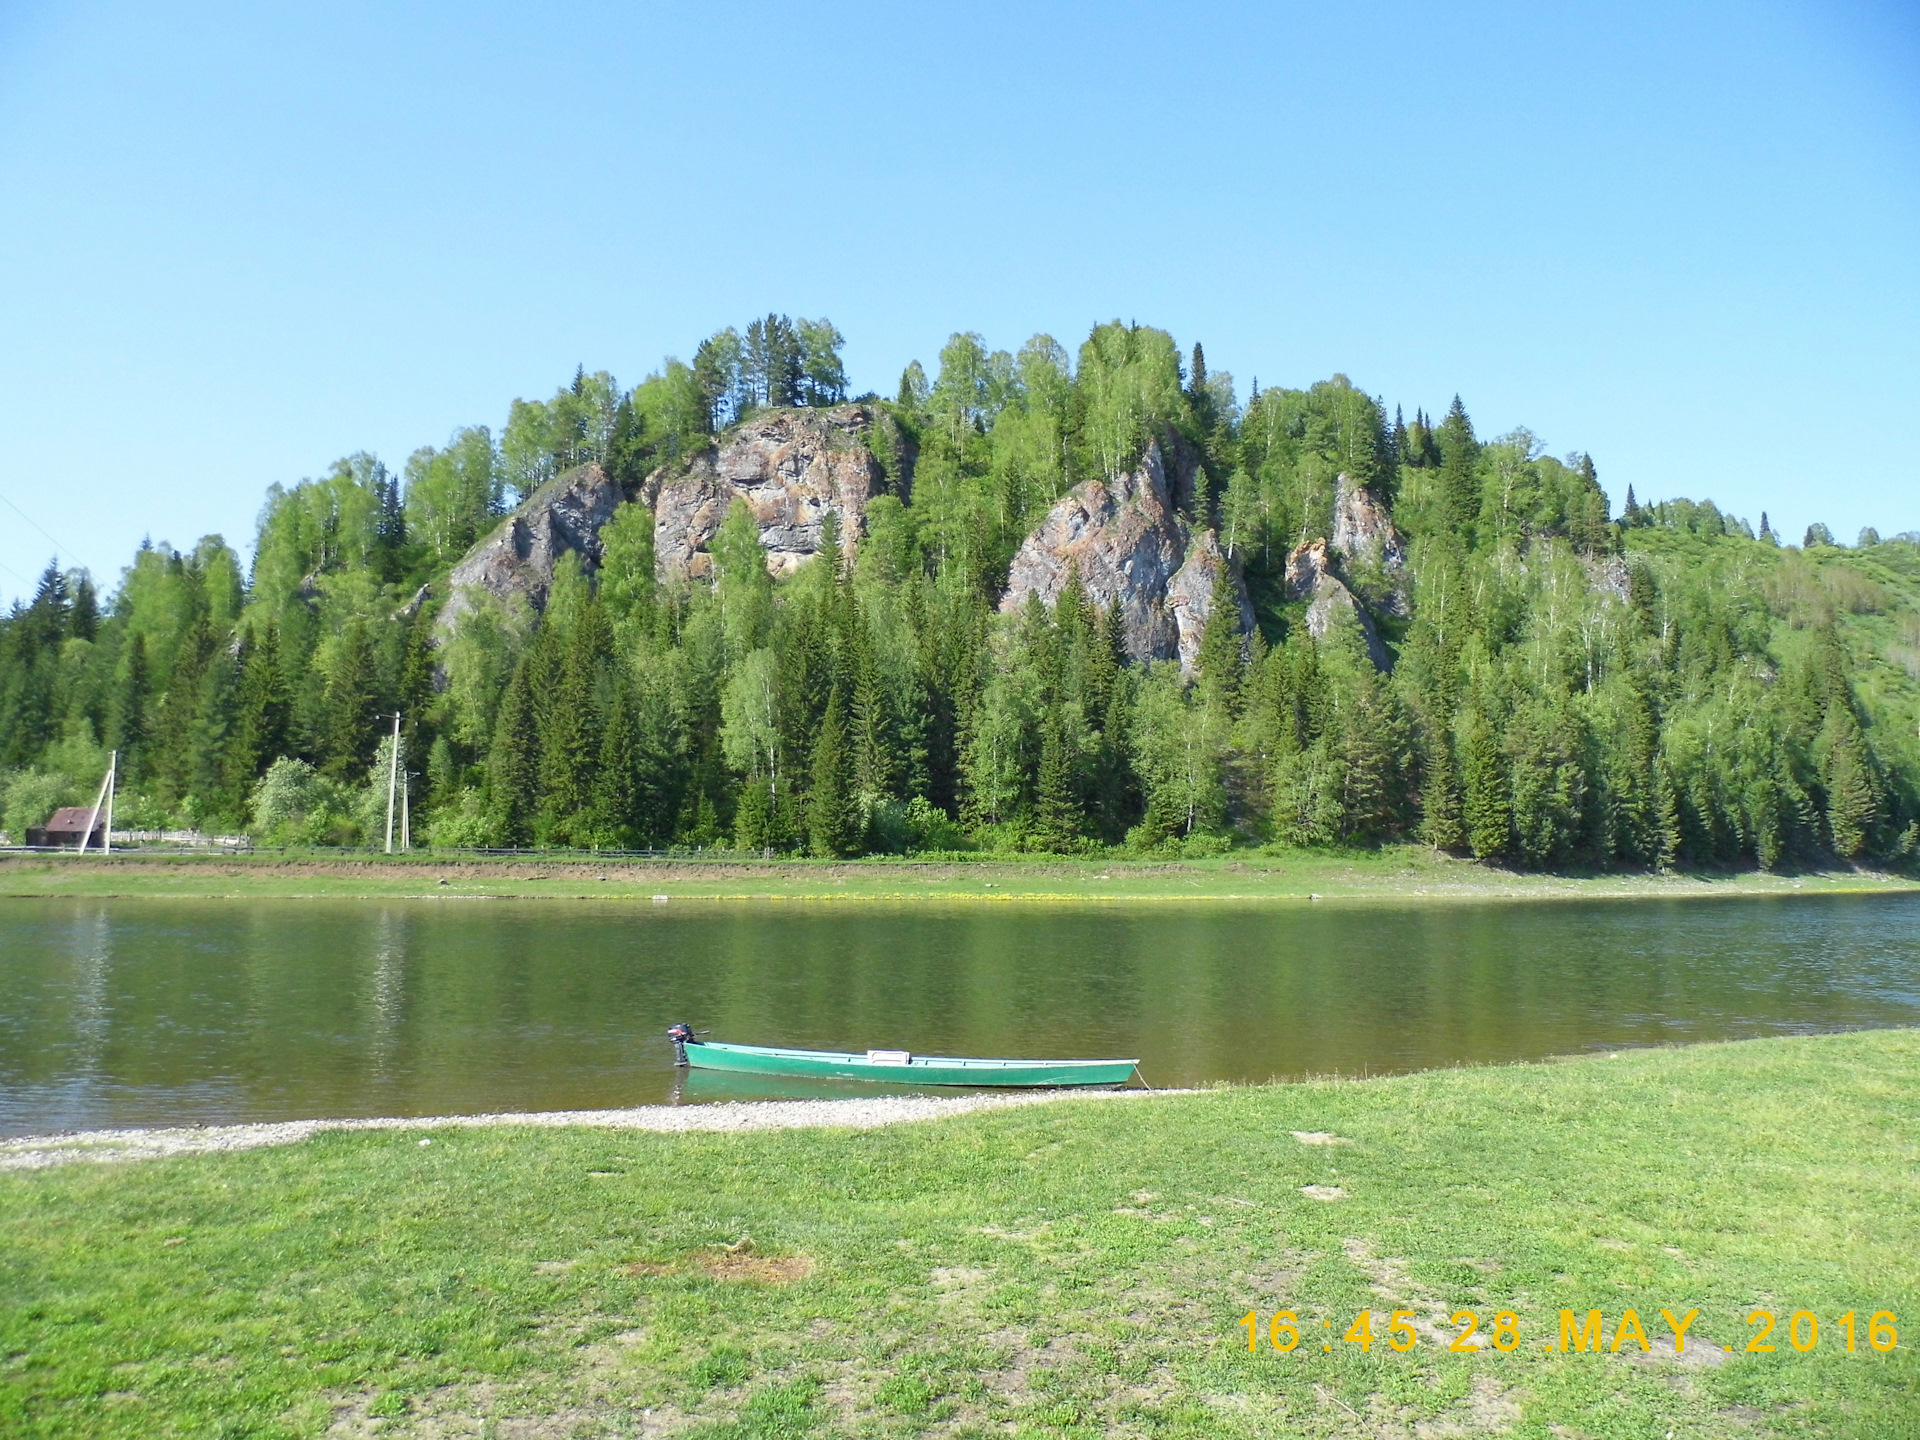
xmin=0 ymin=484 xmax=79 ymax=604
xmin=0 ymin=485 xmax=76 ymax=566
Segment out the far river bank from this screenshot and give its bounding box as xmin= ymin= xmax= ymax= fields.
xmin=2 ymin=843 xmax=1916 ymax=901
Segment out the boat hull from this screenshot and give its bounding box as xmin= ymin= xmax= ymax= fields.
xmin=683 ymin=1040 xmax=1137 ymax=1088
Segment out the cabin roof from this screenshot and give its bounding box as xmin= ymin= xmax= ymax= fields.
xmin=43 ymin=807 xmax=105 ymax=830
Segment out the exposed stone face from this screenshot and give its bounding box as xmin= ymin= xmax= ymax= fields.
xmin=1285 ymin=537 xmax=1391 ymax=671
xmin=1331 ymin=472 xmax=1409 ymax=617
xmin=649 ymin=405 xmax=889 ymax=581
xmin=1000 ymin=439 xmax=1249 ymax=671
xmin=1166 ymin=529 xmax=1257 ymax=674
xmin=1332 ymin=472 xmax=1407 ymax=571
xmin=1584 ymin=554 xmax=1631 ymax=601
xmin=435 ymin=463 xmax=622 ymax=637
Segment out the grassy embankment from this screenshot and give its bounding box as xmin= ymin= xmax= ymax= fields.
xmin=1 ymin=844 xmax=1916 ymax=901
xmin=3 ymin=1029 xmax=1916 ymax=1438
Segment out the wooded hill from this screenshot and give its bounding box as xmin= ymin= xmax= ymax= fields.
xmin=2 ymin=316 xmax=1916 ymax=870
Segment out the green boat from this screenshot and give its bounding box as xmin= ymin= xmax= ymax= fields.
xmin=666 ymin=1025 xmax=1137 ymax=1088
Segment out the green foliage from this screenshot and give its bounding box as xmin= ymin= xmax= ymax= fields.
xmin=3 ymin=318 xmax=1915 ymax=873
xmin=248 ymin=757 xmax=358 ymax=845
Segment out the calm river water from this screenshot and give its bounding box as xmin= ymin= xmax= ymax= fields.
xmin=1 ymin=893 xmax=1916 ymax=1137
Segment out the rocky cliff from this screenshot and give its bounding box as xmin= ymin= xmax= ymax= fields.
xmin=1331 ymin=472 xmax=1407 ymax=572
xmin=435 ymin=407 xmax=899 ymax=641
xmin=435 ymin=463 xmax=623 ymax=637
xmin=648 ymin=404 xmax=891 ymax=580
xmin=999 ymin=439 xmax=1250 ymax=671
xmin=1284 ymin=538 xmax=1391 ymax=670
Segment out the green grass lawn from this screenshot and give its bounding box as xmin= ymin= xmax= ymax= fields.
xmin=3 ymin=844 xmax=1916 ymax=902
xmin=4 ymin=1030 xmax=1916 ymax=1438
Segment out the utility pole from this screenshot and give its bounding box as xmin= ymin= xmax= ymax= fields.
xmin=384 ymin=712 xmax=402 ymax=855
xmin=78 ymin=750 xmax=116 ymax=854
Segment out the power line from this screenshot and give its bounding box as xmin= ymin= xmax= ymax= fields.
xmin=0 ymin=486 xmax=75 ymax=567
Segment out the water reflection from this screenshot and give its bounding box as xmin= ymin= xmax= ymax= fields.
xmin=0 ymin=893 xmax=1915 ymax=1136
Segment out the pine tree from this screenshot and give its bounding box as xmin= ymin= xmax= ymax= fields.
xmin=1652 ymin=757 xmax=1681 ymax=869
xmin=111 ymin=631 xmax=152 ymax=780
xmin=1194 ymin=564 xmax=1244 ymax=716
xmin=69 ymin=575 xmax=99 ymax=641
xmin=1824 ymin=710 xmax=1881 ymax=858
xmin=849 ymin=613 xmax=899 ymax=805
xmin=320 ymin=624 xmax=381 ymax=781
xmin=486 ymin=657 xmax=540 ymax=846
xmin=1419 ymin=725 xmax=1465 ymax=851
xmin=540 ymin=599 xmax=612 ymax=843
xmin=225 ymin=625 xmax=291 ymax=809
xmin=1031 ymin=705 xmax=1080 ymax=852
xmin=1461 ymin=705 xmax=1510 ymax=860
xmin=808 ymin=684 xmax=856 ymax=857
xmin=1438 ymin=395 xmax=1480 ymax=539
xmin=592 ymin=674 xmax=646 ymax=846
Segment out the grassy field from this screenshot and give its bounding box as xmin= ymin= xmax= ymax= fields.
xmin=2 ymin=1029 xmax=1915 ymax=1438
xmin=2 ymin=844 xmax=1916 ymax=902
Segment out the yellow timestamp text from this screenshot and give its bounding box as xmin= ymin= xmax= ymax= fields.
xmin=1239 ymin=1308 xmax=1899 ymax=1354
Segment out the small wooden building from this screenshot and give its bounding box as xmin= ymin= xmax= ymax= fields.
xmin=27 ymin=806 xmax=107 ymax=848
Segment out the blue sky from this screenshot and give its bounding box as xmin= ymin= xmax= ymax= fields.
xmin=1 ymin=0 xmax=1916 ymax=604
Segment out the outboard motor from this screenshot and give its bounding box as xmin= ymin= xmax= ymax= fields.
xmin=667 ymin=1022 xmax=696 ymax=1066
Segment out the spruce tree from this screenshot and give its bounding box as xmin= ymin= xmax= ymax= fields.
xmin=1437 ymin=395 xmax=1480 ymax=540
xmin=849 ymin=615 xmax=899 ymax=805
xmin=111 ymin=631 xmax=152 ymax=780
xmin=808 ymin=684 xmax=856 ymax=857
xmin=320 ymin=624 xmax=381 ymax=781
xmin=1194 ymin=565 xmax=1244 ymax=716
xmin=1032 ymin=705 xmax=1079 ymax=852
xmin=592 ymin=674 xmax=646 ymax=846
xmin=225 ymin=625 xmax=290 ymax=808
xmin=1419 ymin=726 xmax=1465 ymax=851
xmin=486 ymin=658 xmax=540 ymax=846
xmin=69 ymin=575 xmax=99 ymax=641
xmin=540 ymin=599 xmax=612 ymax=843
xmin=1824 ymin=711 xmax=1880 ymax=858
xmin=1461 ymin=705 xmax=1510 ymax=860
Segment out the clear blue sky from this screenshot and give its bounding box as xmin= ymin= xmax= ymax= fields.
xmin=2 ymin=0 xmax=1916 ymax=605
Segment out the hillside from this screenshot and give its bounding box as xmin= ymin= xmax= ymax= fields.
xmin=1 ymin=316 xmax=1915 ymax=871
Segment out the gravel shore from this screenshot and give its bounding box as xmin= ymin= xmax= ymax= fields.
xmin=0 ymin=1089 xmax=1159 ymax=1172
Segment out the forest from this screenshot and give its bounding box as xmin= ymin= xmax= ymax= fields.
xmin=2 ymin=314 xmax=1917 ymax=871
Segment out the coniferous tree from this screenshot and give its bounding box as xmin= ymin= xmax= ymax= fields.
xmin=592 ymin=674 xmax=646 ymax=845
xmin=1461 ymin=704 xmax=1510 ymax=860
xmin=319 ymin=624 xmax=381 ymax=781
xmin=1194 ymin=565 xmax=1244 ymax=716
xmin=111 ymin=632 xmax=152 ymax=780
xmin=1419 ymin=724 xmax=1465 ymax=851
xmin=1438 ymin=395 xmax=1480 ymax=539
xmin=540 ymin=598 xmax=612 ymax=843
xmin=69 ymin=575 xmax=98 ymax=641
xmin=808 ymin=684 xmax=856 ymax=857
xmin=225 ymin=626 xmax=291 ymax=807
xmin=1031 ymin=705 xmax=1080 ymax=852
xmin=486 ymin=657 xmax=540 ymax=846
xmin=1824 ymin=709 xmax=1881 ymax=858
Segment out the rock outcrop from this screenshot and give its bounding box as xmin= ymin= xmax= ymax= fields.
xmin=1285 ymin=538 xmax=1391 ymax=671
xmin=436 ymin=463 xmax=623 ymax=637
xmin=1332 ymin=472 xmax=1407 ymax=572
xmin=1331 ymin=472 xmax=1409 ymax=617
xmin=999 ymin=439 xmax=1250 ymax=671
xmin=649 ymin=405 xmax=890 ymax=580
xmin=1166 ymin=529 xmax=1257 ymax=673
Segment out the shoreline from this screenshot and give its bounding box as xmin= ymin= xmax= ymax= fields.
xmin=0 ymin=1089 xmax=1160 ymax=1172
xmin=3 ymin=846 xmax=1915 ymax=903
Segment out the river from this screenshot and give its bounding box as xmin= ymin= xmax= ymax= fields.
xmin=1 ymin=892 xmax=1916 ymax=1137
